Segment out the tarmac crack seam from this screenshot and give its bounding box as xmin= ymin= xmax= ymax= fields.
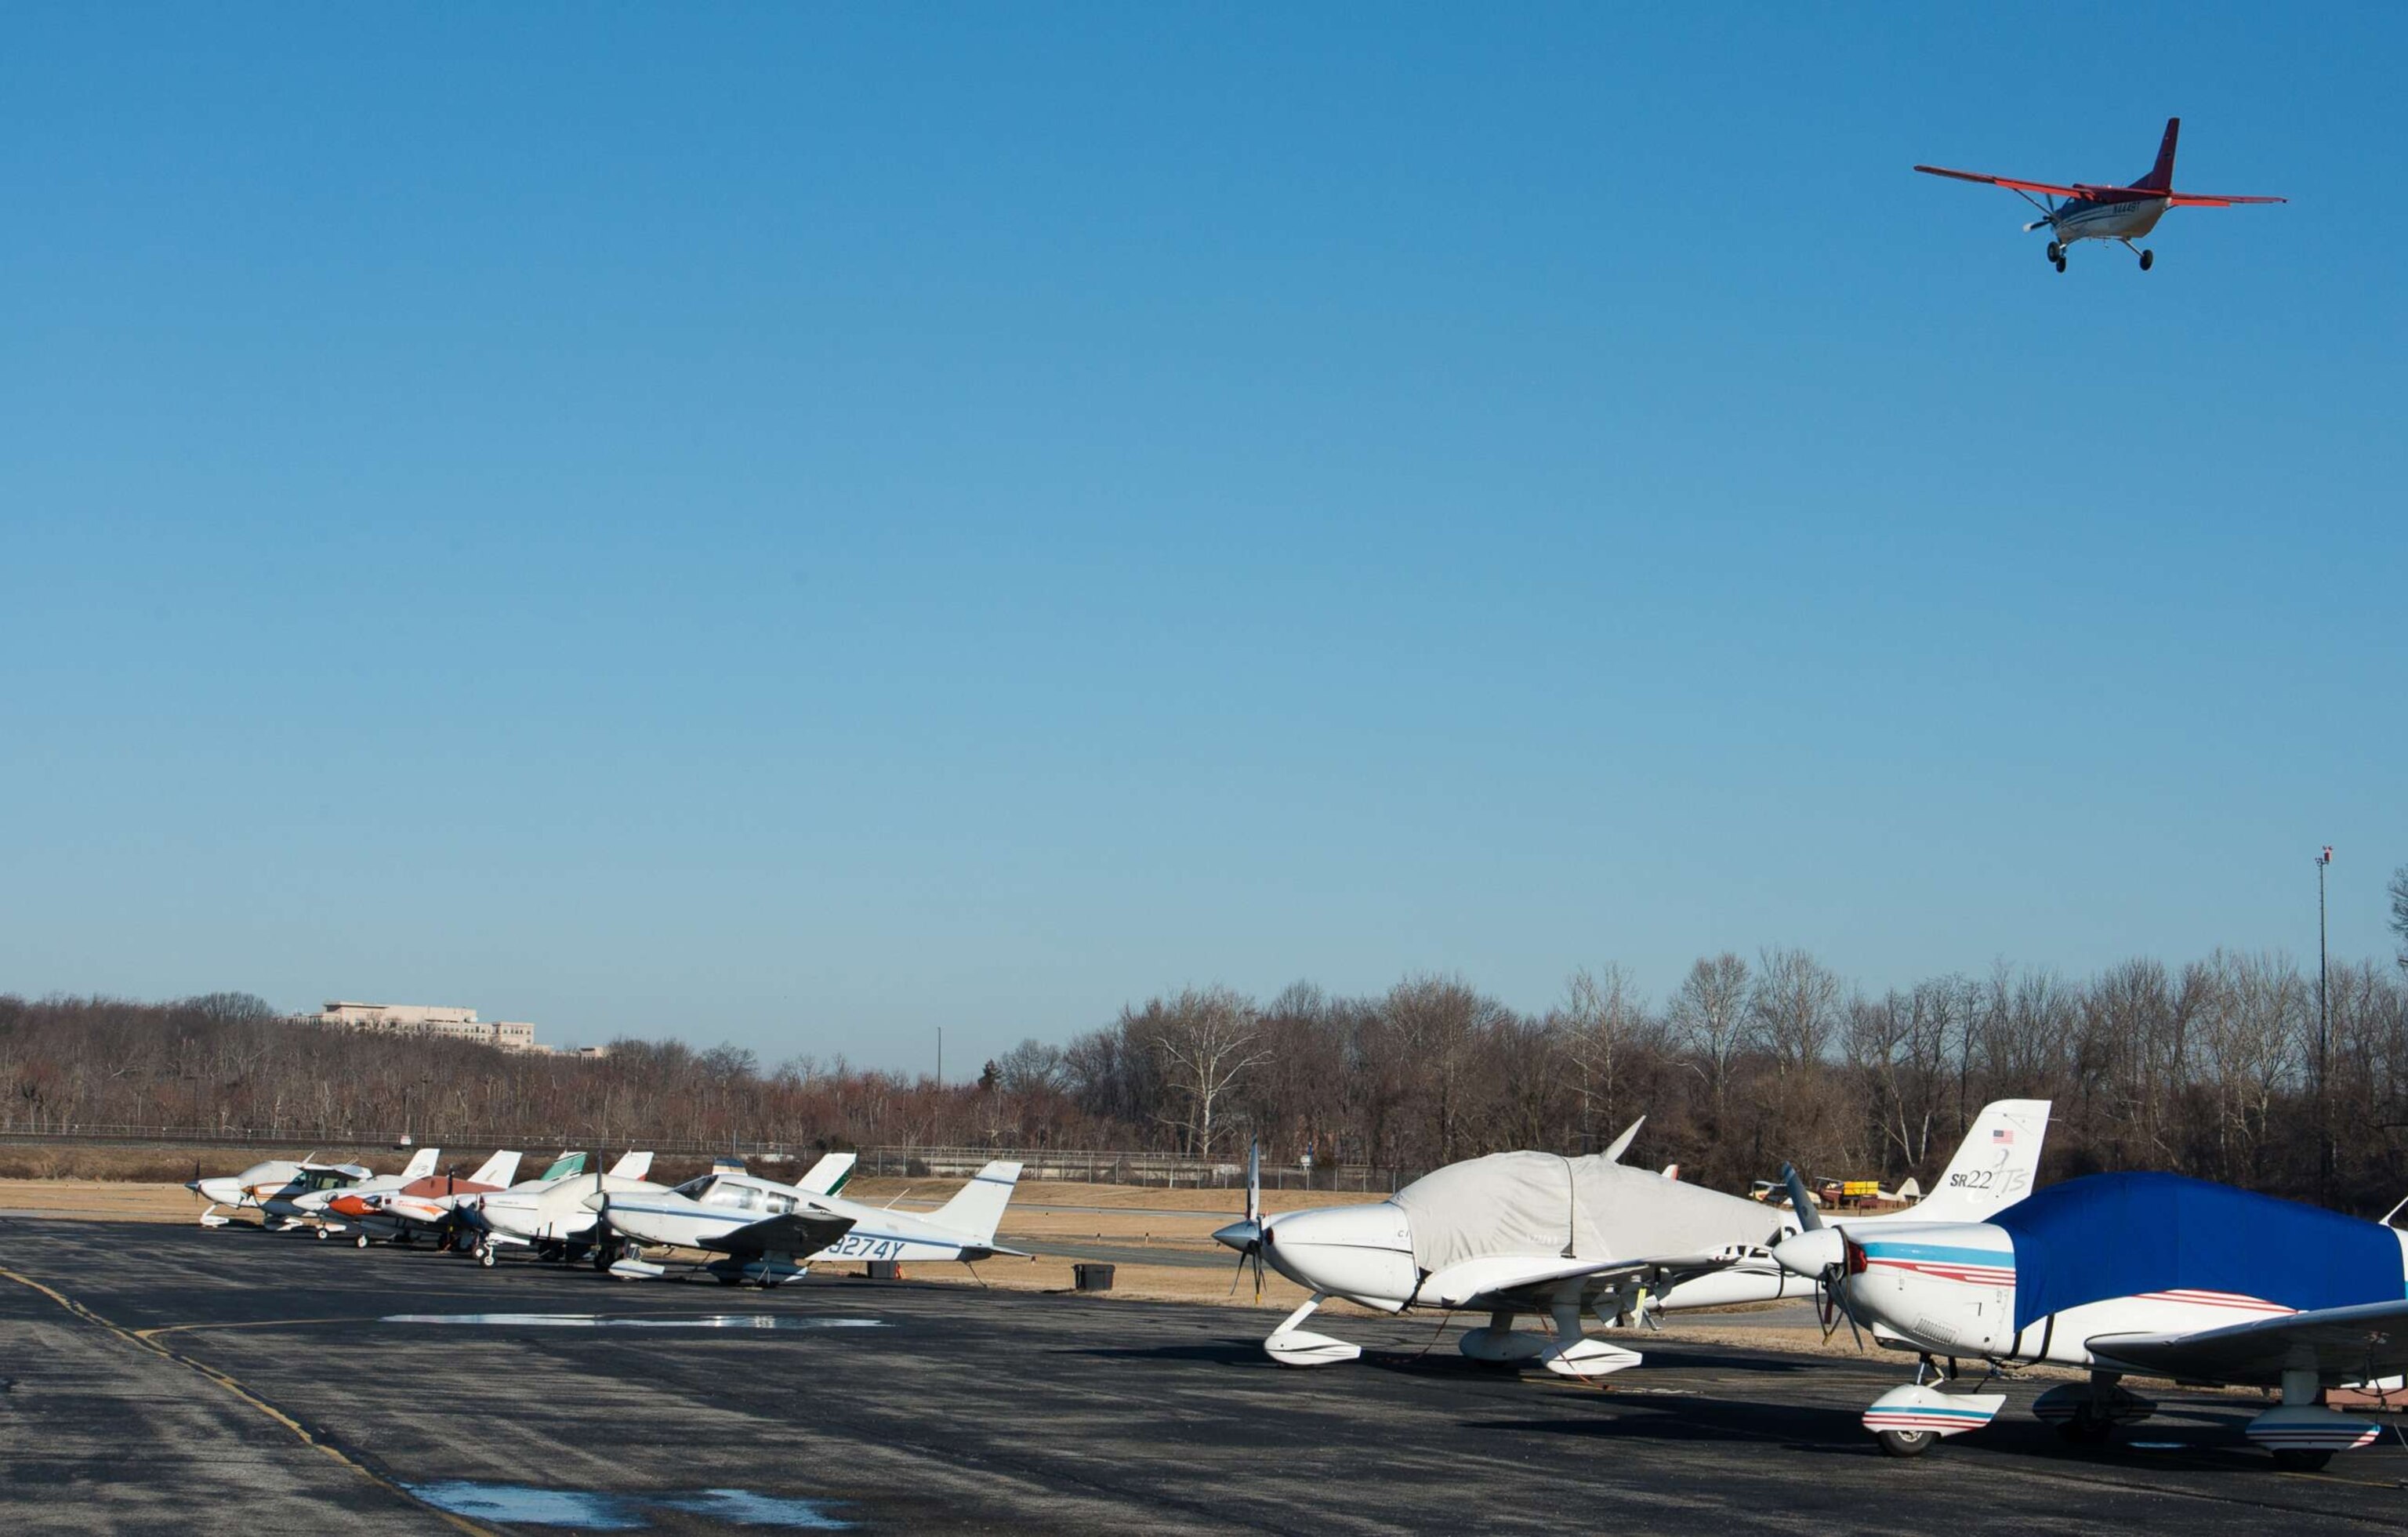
xmin=0 ymin=1265 xmax=498 ymax=1537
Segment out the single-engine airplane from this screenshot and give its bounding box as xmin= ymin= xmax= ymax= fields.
xmin=594 ymin=1155 xmax=1018 ymax=1287
xmin=1209 ymin=1100 xmax=2048 ymax=1378
xmin=189 ymin=1155 xmax=375 ymax=1231
xmin=454 ymin=1150 xmax=669 ymax=1267
xmin=315 ymin=1148 xmax=531 ymax=1246
xmin=1770 ymin=1166 xmax=2408 ymax=1470
xmin=1915 ymin=118 xmax=2282 ymax=272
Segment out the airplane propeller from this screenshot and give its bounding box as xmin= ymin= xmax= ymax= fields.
xmin=1771 ymin=1162 xmax=1862 ymax=1350
xmin=1211 ymin=1138 xmax=1266 ymax=1300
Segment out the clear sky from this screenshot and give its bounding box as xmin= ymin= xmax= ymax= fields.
xmin=5 ymin=5 xmax=2400 ymax=1071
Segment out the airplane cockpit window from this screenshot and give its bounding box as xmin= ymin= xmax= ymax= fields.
xmin=673 ymin=1175 xmax=716 ymax=1199
xmin=702 ymin=1181 xmax=765 ymax=1211
xmin=766 ymin=1193 xmax=796 ymax=1215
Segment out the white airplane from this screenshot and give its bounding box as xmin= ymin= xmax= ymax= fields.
xmin=594 ymin=1155 xmax=1019 ymax=1287
xmin=1209 ymin=1100 xmax=2047 ymax=1378
xmin=288 ymin=1147 xmax=442 ymax=1238
xmin=189 ymin=1155 xmax=375 ymax=1231
xmin=316 ymin=1148 xmax=531 ymax=1245
xmin=452 ymin=1151 xmax=667 ymax=1267
xmin=1648 ymin=1100 xmax=2050 ymax=1312
xmin=1915 ymin=117 xmax=2283 ymax=274
xmin=1770 ymin=1166 xmax=2408 ymax=1470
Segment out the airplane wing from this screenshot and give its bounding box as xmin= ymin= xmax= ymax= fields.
xmin=1419 ymin=1252 xmax=1736 ymax=1311
xmin=1913 ymin=165 xmax=2087 ymax=199
xmin=2084 ymin=1298 xmax=2408 ymax=1387
xmin=700 ymin=1210 xmax=856 ymax=1258
xmin=2163 ymin=191 xmax=2287 ymax=207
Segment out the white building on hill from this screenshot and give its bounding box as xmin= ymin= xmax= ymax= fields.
xmin=306 ymin=1001 xmax=540 ymax=1053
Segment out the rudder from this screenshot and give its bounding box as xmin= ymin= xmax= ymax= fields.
xmin=1906 ymin=1099 xmax=2051 ymax=1222
xmin=2137 ymin=117 xmax=2179 ymax=190
xmin=931 ymin=1161 xmax=1023 ymax=1244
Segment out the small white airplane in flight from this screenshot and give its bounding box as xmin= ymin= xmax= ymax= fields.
xmin=1209 ymin=1100 xmax=2047 ymax=1378
xmin=594 ymin=1155 xmax=1018 ymax=1286
xmin=1770 ymin=1166 xmax=2408 ymax=1470
xmin=189 ymin=1155 xmax=375 ymax=1231
xmin=1916 ymin=118 xmax=2283 ymax=272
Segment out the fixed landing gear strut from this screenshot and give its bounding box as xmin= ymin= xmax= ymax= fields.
xmin=2046 ymin=240 xmax=2067 ymax=273
xmin=2119 ymin=237 xmax=2154 ymax=271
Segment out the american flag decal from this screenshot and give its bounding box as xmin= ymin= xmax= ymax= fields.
xmin=1993 ymin=1129 xmax=2014 ymax=1144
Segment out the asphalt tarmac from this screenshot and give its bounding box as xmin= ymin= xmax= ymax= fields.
xmin=2 ymin=1216 xmax=2403 ymax=1535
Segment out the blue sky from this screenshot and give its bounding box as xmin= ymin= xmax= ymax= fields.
xmin=4 ymin=5 xmax=2400 ymax=1069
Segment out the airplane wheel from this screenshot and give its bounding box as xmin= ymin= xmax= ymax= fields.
xmin=314 ymin=1227 xmax=328 ymax=1241
xmin=2138 ymin=248 xmax=2153 ymax=271
xmin=716 ymin=1273 xmax=745 ymax=1287
xmin=592 ymin=1245 xmax=614 ymax=1273
xmin=2054 ymin=1415 xmax=2113 ymax=1447
xmin=354 ymin=1233 xmax=369 ymax=1249
xmin=2054 ymin=256 xmax=2067 ymax=273
xmin=477 ymin=1243 xmax=497 ymax=1269
xmin=2271 ymin=1448 xmax=2333 ymax=1473
xmin=1876 ymin=1429 xmax=1935 ymax=1459
xmin=2045 ymin=241 xmax=2061 ymax=262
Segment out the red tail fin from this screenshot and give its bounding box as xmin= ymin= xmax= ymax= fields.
xmin=2136 ymin=117 xmax=2179 ymax=191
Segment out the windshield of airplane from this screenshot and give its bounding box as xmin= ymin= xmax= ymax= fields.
xmin=672 ymin=1175 xmax=716 ymax=1199
xmin=297 ymin=1168 xmax=352 ymax=1191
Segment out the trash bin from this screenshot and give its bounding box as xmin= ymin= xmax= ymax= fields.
xmin=867 ymin=1260 xmax=903 ymax=1280
xmin=1073 ymin=1262 xmax=1115 ymax=1292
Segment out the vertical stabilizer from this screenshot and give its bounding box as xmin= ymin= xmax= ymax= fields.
xmin=607 ymin=1151 xmax=654 ymax=1180
xmin=400 ymin=1147 xmax=441 ymax=1181
xmin=467 ymin=1150 xmax=522 ymax=1187
xmin=2137 ymin=117 xmax=2179 ymax=190
xmin=798 ymin=1151 xmax=857 ymax=1196
xmin=930 ymin=1161 xmax=1022 ymax=1245
xmin=1898 ymin=1100 xmax=2051 ymax=1222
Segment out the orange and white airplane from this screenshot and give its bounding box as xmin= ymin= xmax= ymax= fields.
xmin=1916 ymin=118 xmax=2283 ymax=273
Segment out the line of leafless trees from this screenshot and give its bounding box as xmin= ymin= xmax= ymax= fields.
xmin=5 ymin=936 xmax=2407 ymax=1215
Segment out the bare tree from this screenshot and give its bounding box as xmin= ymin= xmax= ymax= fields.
xmin=1668 ymin=952 xmax=1751 ymax=1124
xmin=2390 ymin=865 xmax=2408 ymax=974
xmin=1127 ymin=986 xmax=1269 ymax=1160
xmin=1550 ymin=966 xmax=1651 ymax=1151
xmin=1749 ymin=947 xmax=1841 ymax=1076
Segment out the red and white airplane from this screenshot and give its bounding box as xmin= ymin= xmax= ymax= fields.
xmin=1915 ymin=118 xmax=2283 ymax=273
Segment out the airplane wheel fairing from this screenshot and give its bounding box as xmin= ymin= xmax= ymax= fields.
xmin=2272 ymin=1448 xmax=2334 ymax=1472
xmin=1877 ymin=1429 xmax=1935 ymax=1458
xmin=2139 ymin=248 xmax=2154 ymax=270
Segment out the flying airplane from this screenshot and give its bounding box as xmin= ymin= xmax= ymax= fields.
xmin=453 ymin=1150 xmax=673 ymax=1267
xmin=1209 ymin=1100 xmax=2048 ymax=1377
xmin=1915 ymin=118 xmax=2283 ymax=272
xmin=1769 ymin=1166 xmax=2408 ymax=1470
xmin=189 ymin=1155 xmax=374 ymax=1231
xmin=318 ymin=1148 xmax=531 ymax=1246
xmin=593 ymin=1155 xmax=1017 ymax=1287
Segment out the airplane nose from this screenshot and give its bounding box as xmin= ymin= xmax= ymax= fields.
xmin=1255 ymin=1204 xmax=1418 ymax=1308
xmin=1211 ymin=1219 xmax=1261 ymax=1253
xmin=1772 ymin=1229 xmax=1844 ymax=1278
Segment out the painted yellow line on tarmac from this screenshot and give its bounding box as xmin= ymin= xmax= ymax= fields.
xmin=135 ymin=1316 xmax=359 ymax=1339
xmin=0 ymin=1266 xmax=495 ymax=1536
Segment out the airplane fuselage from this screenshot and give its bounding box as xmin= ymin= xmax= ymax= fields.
xmin=2051 ymin=192 xmax=2168 ymax=245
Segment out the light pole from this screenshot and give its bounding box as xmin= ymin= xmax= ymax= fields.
xmin=2317 ymin=844 xmax=2333 ymax=1202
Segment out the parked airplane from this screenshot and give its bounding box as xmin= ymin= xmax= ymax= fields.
xmin=594 ymin=1155 xmax=1016 ymax=1286
xmin=1770 ymin=1166 xmax=2408 ymax=1470
xmin=1209 ymin=1100 xmax=2047 ymax=1376
xmin=189 ymin=1155 xmax=374 ymax=1231
xmin=319 ymin=1149 xmax=531 ymax=1245
xmin=1648 ymin=1100 xmax=2049 ymax=1312
xmin=289 ymin=1147 xmax=441 ymax=1239
xmin=1915 ymin=118 xmax=2282 ymax=272
xmin=455 ymin=1151 xmax=669 ymax=1267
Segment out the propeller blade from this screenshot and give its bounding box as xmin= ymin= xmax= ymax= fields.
xmin=2024 ymin=218 xmax=2053 ymax=231
xmin=1779 ymin=1163 xmax=1823 ymax=1231
xmin=1245 ymin=1137 xmax=1260 ymax=1229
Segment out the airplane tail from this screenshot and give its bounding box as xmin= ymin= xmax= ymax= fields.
xmin=400 ymin=1147 xmax=440 ymax=1181
xmin=536 ymin=1151 xmax=587 ymax=1183
xmin=797 ymin=1151 xmax=858 ymax=1196
xmin=1897 ymin=1099 xmax=2051 ymax=1223
xmin=467 ymin=1150 xmax=523 ymax=1187
xmin=2136 ymin=117 xmax=2179 ymax=190
xmin=607 ymin=1151 xmax=653 ymax=1180
xmin=930 ymin=1161 xmax=1022 ymax=1245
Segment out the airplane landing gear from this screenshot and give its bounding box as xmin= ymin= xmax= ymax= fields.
xmin=2055 ymin=255 xmax=2068 ymax=273
xmin=2045 ymin=241 xmax=2062 ymax=263
xmin=2138 ymin=248 xmax=2154 ymax=271
xmin=354 ymin=1232 xmax=370 ymax=1249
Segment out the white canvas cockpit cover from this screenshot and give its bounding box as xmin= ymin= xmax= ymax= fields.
xmin=1391 ymin=1151 xmax=1782 ymax=1273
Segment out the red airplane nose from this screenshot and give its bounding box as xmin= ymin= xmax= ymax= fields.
xmin=328 ymin=1194 xmax=374 ymax=1218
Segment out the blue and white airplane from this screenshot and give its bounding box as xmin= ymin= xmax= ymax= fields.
xmin=593 ymin=1156 xmax=1024 ymax=1286
xmin=1772 ymin=1167 xmax=2408 ymax=1470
